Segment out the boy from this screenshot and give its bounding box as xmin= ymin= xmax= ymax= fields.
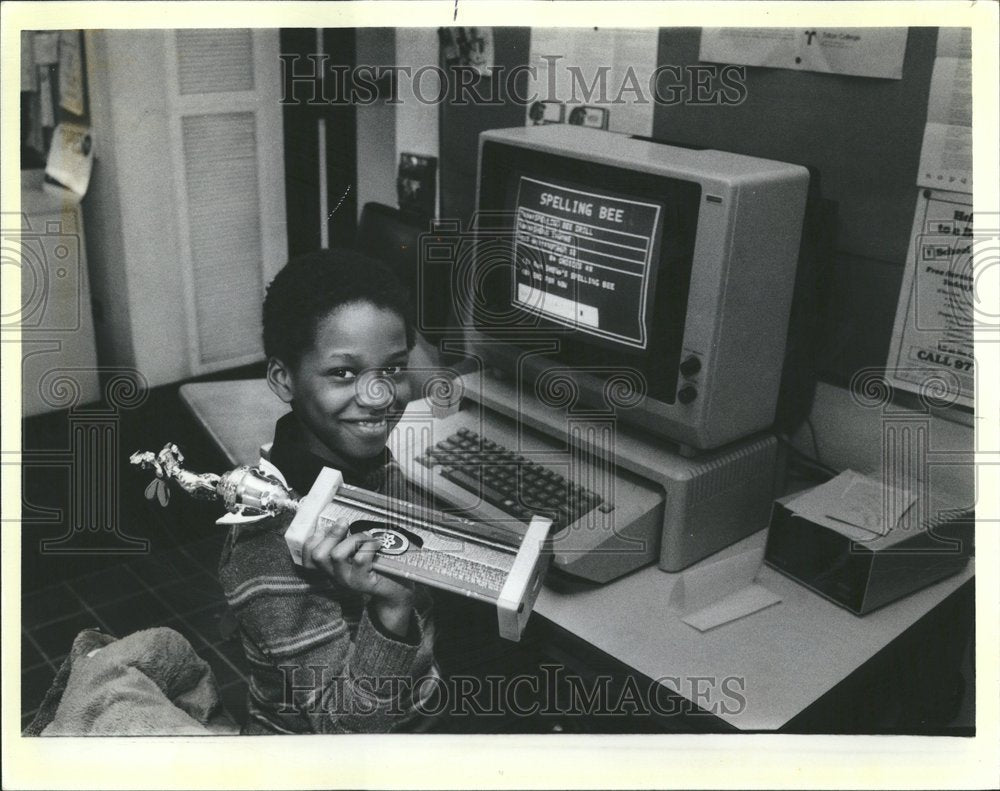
xmin=218 ymin=249 xmax=437 ymax=734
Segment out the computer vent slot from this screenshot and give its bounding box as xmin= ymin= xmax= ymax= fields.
xmin=176 ymin=29 xmax=254 ymax=95
xmin=687 ymin=437 xmax=776 ymax=504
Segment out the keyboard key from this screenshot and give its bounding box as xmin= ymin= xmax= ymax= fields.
xmin=421 ymin=429 xmax=605 ymax=527
xmin=440 ymin=468 xmax=513 ymax=514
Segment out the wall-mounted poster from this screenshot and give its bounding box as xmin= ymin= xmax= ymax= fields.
xmin=439 ymin=27 xmax=494 ymax=76
xmin=699 ymin=28 xmax=908 ymax=80
xmin=886 ymin=189 xmax=975 ymax=409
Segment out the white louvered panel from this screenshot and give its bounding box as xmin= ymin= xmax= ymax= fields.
xmin=181 ymin=112 xmax=264 ymax=364
xmin=176 ymin=29 xmax=254 ymax=95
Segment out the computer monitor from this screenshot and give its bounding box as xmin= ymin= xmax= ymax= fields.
xmin=465 ymin=125 xmax=810 ymax=451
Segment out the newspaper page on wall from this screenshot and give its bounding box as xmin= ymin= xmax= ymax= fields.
xmin=699 ymin=28 xmax=908 ymax=79
xmin=886 ymin=189 xmax=974 ymax=409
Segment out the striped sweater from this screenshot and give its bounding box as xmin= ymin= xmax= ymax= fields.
xmin=218 ymin=413 xmax=437 ymax=734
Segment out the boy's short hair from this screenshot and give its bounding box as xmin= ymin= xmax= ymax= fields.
xmin=263 ymin=248 xmax=416 ymax=367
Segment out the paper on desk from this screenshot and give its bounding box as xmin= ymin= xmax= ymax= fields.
xmin=683 ymin=584 xmax=783 ymax=632
xmin=669 ymin=547 xmax=782 ymax=632
xmin=787 ymin=469 xmax=916 ymax=536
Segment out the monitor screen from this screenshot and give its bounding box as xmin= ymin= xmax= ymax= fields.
xmin=475 ymin=141 xmax=702 ymax=404
xmin=512 ymin=176 xmax=662 ymax=351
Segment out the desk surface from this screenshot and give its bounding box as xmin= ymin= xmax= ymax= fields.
xmin=535 ymin=533 xmax=972 ymax=730
xmin=179 ymin=378 xmax=974 ymax=731
xmin=180 ymin=378 xmax=286 ymax=466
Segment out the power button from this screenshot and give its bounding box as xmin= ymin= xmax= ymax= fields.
xmin=679 ymin=356 xmax=701 ymax=377
xmin=677 ymin=385 xmax=698 ymax=404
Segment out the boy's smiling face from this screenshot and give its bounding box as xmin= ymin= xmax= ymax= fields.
xmin=267 ymin=301 xmax=412 ymax=465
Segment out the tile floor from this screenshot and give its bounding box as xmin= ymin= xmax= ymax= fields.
xmin=21 ymin=533 xmax=247 ymax=732
xmin=20 ymin=367 xmax=262 ymax=732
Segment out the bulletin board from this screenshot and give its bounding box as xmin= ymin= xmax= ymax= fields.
xmin=21 ymin=30 xmax=90 ymax=168
xmin=653 ymin=27 xmax=937 ymax=267
xmin=439 ymin=27 xmax=943 ymax=384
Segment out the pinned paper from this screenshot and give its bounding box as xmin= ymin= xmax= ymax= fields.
xmin=786 ymin=470 xmax=916 ymax=537
xmin=885 ymin=190 xmax=974 ymax=408
xmin=669 ymin=547 xmax=782 ymax=632
xmin=699 ymin=28 xmax=908 ymax=80
xmin=58 ymin=31 xmax=85 ymax=116
xmin=44 ymin=123 xmax=94 ymax=202
xmin=917 ymin=28 xmax=972 ymax=191
xmin=440 ymin=27 xmax=494 ymax=76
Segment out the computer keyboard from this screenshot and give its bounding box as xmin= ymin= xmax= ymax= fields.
xmin=415 ymin=427 xmax=611 ymax=532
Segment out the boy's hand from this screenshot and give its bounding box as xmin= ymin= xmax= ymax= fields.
xmin=300 ymin=518 xmax=416 ymax=637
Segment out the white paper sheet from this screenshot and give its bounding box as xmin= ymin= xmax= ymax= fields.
xmin=886 ymin=189 xmax=975 ymax=408
xmin=787 ymin=470 xmax=916 ymax=537
xmin=699 ymin=28 xmax=907 ymax=79
xmin=58 ymin=31 xmax=85 ymax=116
xmin=683 ymin=584 xmax=783 ymax=632
xmin=917 ymin=36 xmax=972 ymax=191
xmin=44 ymin=123 xmax=94 ymax=201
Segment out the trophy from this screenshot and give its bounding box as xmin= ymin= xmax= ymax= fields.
xmin=131 ymin=443 xmax=551 ymax=641
xmin=130 ymin=444 xmax=297 ymax=515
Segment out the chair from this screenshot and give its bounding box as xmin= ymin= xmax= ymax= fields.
xmin=356 ymin=202 xmax=454 ymax=342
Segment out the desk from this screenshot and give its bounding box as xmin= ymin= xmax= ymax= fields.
xmin=179 ymin=378 xmax=974 ymax=732
xmin=535 ymin=532 xmax=972 ymax=731
xmin=180 ymin=379 xmax=286 ymax=466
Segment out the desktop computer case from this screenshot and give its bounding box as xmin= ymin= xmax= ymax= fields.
xmin=655 ymin=433 xmax=780 ymax=573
